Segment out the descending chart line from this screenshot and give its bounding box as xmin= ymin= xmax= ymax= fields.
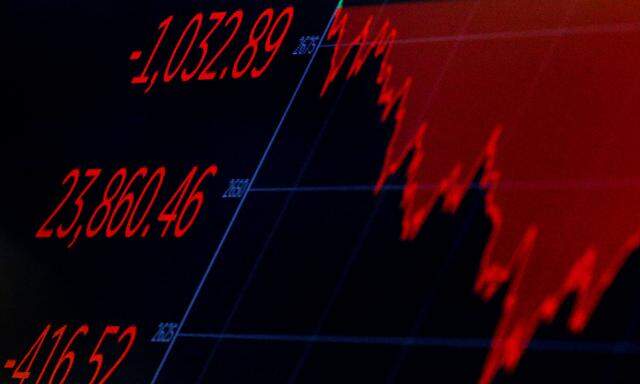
xmin=320 ymin=2 xmax=640 ymax=383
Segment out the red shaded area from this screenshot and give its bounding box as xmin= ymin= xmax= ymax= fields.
xmin=321 ymin=1 xmax=640 ymax=383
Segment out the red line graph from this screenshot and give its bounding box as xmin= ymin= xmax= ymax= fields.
xmin=320 ymin=1 xmax=640 ymax=383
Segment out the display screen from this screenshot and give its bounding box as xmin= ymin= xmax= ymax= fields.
xmin=2 ymin=0 xmax=640 ymax=382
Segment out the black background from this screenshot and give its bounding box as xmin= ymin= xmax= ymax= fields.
xmin=1 ymin=0 xmax=639 ymax=383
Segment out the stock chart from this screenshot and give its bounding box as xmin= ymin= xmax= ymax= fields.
xmin=2 ymin=0 xmax=640 ymax=383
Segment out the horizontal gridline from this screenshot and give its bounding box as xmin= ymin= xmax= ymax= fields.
xmin=178 ymin=332 xmax=640 ymax=355
xmin=250 ymin=179 xmax=640 ymax=193
xmin=320 ymin=21 xmax=640 ymax=48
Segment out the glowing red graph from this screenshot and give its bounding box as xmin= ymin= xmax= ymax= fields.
xmin=321 ymin=1 xmax=640 ymax=383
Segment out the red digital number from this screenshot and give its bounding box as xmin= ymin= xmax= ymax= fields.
xmin=60 ymin=169 xmax=102 ymax=248
xmin=36 ymin=171 xmax=80 ymax=239
xmin=47 ymin=325 xmax=89 ymax=384
xmin=125 ymin=167 xmax=165 ymax=237
xmin=175 ymin=164 xmax=218 ymax=237
xmin=36 ymin=169 xmax=103 ymax=247
xmin=38 ymin=165 xmax=216 ymax=244
xmin=250 ymin=6 xmax=294 ymax=78
xmin=11 ymin=325 xmax=50 ymax=382
xmin=89 ymin=326 xmax=137 ymax=384
xmin=106 ymin=167 xmax=147 ymax=237
xmin=131 ymin=7 xmax=294 ymax=91
xmin=164 ymin=13 xmax=203 ymax=82
xmin=131 ymin=15 xmax=173 ymax=88
xmin=87 ymin=326 xmax=119 ymax=384
xmin=181 ymin=11 xmax=226 ymax=81
xmin=35 ymin=326 xmax=66 ymax=384
xmin=158 ymin=167 xmax=198 ymax=237
xmin=198 ymin=10 xmax=244 ymax=80
xmin=9 ymin=324 xmax=137 ymax=384
xmin=232 ymin=8 xmax=273 ymax=79
xmin=86 ymin=168 xmax=127 ymax=237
